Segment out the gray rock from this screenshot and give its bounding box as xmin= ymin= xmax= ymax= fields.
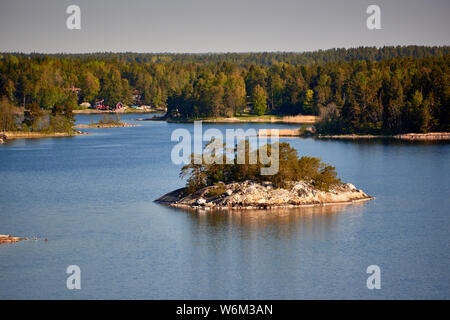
xmin=156 ymin=180 xmax=374 ymax=210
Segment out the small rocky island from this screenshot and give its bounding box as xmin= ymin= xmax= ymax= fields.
xmin=73 ymin=114 xmax=139 ymax=129
xmin=0 ymin=234 xmax=28 ymax=244
xmin=156 ymin=180 xmax=373 ymax=210
xmin=156 ymin=141 xmax=374 ymax=210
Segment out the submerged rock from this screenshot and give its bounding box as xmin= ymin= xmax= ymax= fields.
xmin=155 ymin=180 xmax=374 ymax=210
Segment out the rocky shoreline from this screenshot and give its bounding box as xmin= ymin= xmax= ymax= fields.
xmin=317 ymin=132 xmax=450 ymax=141
xmin=0 ymin=234 xmax=28 ymax=244
xmin=256 ymin=129 xmax=450 ymax=141
xmin=155 ymin=180 xmax=374 ymax=210
xmin=0 ymin=131 xmax=87 ymax=142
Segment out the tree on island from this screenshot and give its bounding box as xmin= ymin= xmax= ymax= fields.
xmin=180 ymin=141 xmax=341 ymax=194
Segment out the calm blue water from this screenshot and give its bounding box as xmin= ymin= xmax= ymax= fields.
xmin=0 ymin=114 xmax=449 ymax=299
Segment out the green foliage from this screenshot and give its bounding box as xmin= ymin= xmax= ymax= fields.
xmin=313 ymin=165 xmax=340 ymax=191
xmin=80 ymin=71 xmax=100 ymax=103
xmin=97 ymin=113 xmax=121 ymax=125
xmin=0 ymin=96 xmax=18 ymax=131
xmin=302 ymin=89 xmax=315 ymax=115
xmin=251 ymin=84 xmax=267 ymax=115
xmin=46 ymin=115 xmax=74 ymax=134
xmin=181 ymin=141 xmax=341 ymax=193
xmin=404 ymin=90 xmax=432 ymax=133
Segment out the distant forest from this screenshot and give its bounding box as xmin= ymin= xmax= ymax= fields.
xmin=0 ymin=45 xmax=449 ymax=134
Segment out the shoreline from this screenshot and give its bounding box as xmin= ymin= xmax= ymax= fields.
xmin=167 ymin=196 xmax=374 ymax=210
xmin=200 ymin=115 xmax=318 ymax=124
xmin=257 ymin=129 xmax=450 ymax=141
xmin=1 ymin=122 xmax=141 ymax=141
xmin=1 ymin=131 xmax=88 ymax=141
xmin=0 ymin=234 xmax=28 ymax=244
xmin=258 ymin=128 xmax=303 ymax=137
xmin=148 ymin=114 xmax=319 ymax=124
xmin=316 ymin=132 xmax=450 ymax=141
xmin=74 ymin=122 xmax=140 ymax=129
xmin=73 ymin=109 xmax=165 ymax=114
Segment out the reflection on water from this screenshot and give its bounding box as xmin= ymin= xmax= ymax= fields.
xmin=172 ymin=202 xmax=366 ymax=240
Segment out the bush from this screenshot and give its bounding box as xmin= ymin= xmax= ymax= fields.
xmin=313 ymin=165 xmax=341 ymax=191
xmin=98 ymin=114 xmax=121 ymax=125
xmin=205 ymin=182 xmax=227 ymax=197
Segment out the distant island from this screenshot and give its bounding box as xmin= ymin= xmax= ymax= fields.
xmin=156 ymin=142 xmax=374 ymax=210
xmin=0 ymin=131 xmax=86 ymax=142
xmin=0 ymin=112 xmax=137 ymax=143
xmin=73 ymin=114 xmax=139 ymax=129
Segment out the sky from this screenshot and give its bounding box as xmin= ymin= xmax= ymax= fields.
xmin=0 ymin=0 xmax=449 ymax=53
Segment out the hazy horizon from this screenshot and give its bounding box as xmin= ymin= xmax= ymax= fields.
xmin=1 ymin=45 xmax=450 ymax=55
xmin=1 ymin=0 xmax=449 ymax=54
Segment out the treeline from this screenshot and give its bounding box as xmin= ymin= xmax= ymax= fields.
xmin=0 ymin=46 xmax=449 ymax=134
xmin=5 ymin=45 xmax=449 ymax=66
xmin=167 ymin=55 xmax=449 ymax=133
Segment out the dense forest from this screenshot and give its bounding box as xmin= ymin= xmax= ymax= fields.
xmin=8 ymin=45 xmax=449 ymax=66
xmin=0 ymin=46 xmax=449 ymax=134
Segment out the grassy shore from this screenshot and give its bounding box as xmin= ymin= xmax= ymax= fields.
xmin=163 ymin=114 xmax=319 ymax=124
xmin=258 ymin=128 xmax=303 ymax=137
xmin=1 ymin=131 xmax=87 ymax=140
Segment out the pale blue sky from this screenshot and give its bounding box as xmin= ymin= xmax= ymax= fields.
xmin=0 ymin=0 xmax=449 ymax=53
